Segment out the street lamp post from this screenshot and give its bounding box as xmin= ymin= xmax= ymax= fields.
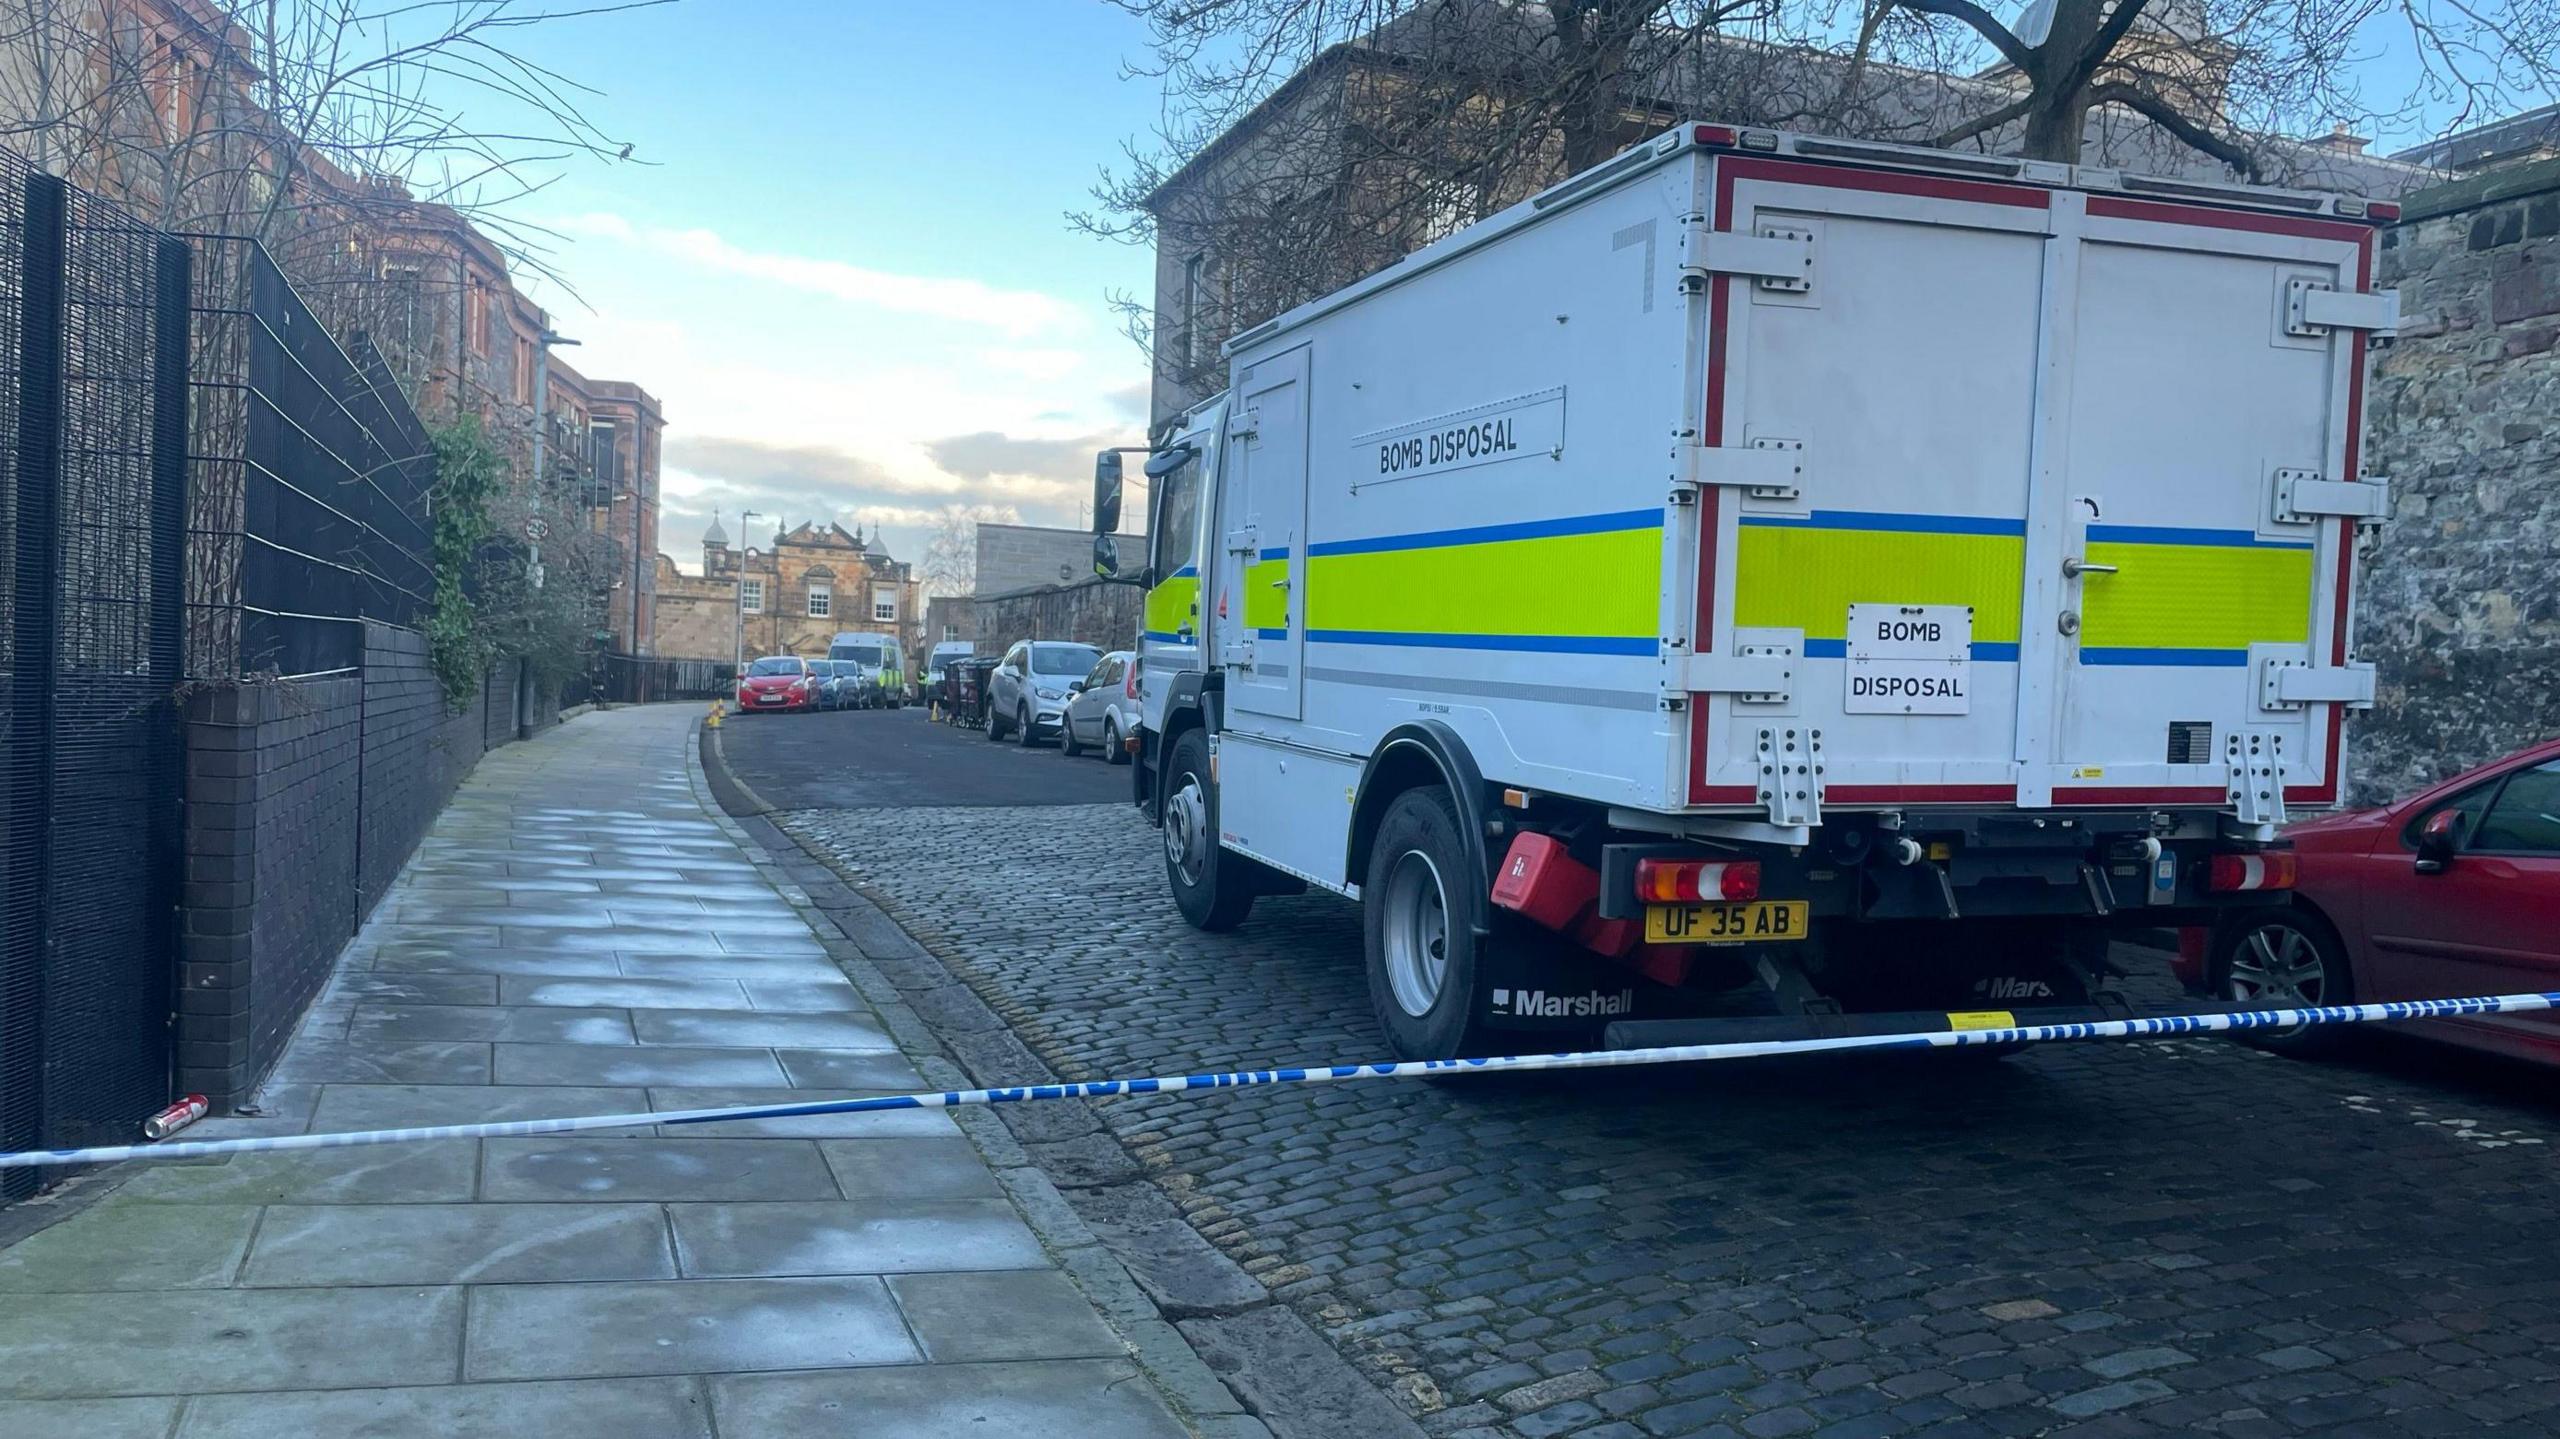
xmin=733 ymin=510 xmax=767 ymax=676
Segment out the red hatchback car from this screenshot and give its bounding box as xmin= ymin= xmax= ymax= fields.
xmin=734 ymin=655 xmax=817 ymax=714
xmin=2180 ymin=737 xmax=2560 ymax=1062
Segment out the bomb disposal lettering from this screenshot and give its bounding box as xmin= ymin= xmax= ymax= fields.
xmin=1354 ymin=389 xmax=1565 ymax=487
xmin=1844 ymin=603 xmax=1973 ymax=716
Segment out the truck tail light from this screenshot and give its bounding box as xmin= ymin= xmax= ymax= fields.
xmin=1635 ymin=858 xmax=1761 ymax=903
xmin=2208 ymin=852 xmax=2298 ymax=892
xmin=1692 ymin=124 xmax=1738 ymax=148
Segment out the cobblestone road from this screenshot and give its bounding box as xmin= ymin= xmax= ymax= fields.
xmin=783 ymin=800 xmax=2560 ymax=1439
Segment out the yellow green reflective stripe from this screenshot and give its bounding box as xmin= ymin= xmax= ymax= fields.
xmin=1734 ymin=513 xmax=2024 ymax=648
xmin=1301 ymin=513 xmax=1659 ymax=651
xmin=1143 ymin=568 xmax=1198 ymax=641
xmin=1244 ymin=554 xmax=1289 ymax=632
xmin=2080 ymin=528 xmax=2312 ymax=658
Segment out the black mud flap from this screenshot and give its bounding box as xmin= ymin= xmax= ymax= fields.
xmin=1470 ymin=930 xmax=1702 ymax=1034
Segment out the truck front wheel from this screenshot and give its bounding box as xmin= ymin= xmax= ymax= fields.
xmin=1362 ymin=785 xmax=1501 ymax=1062
xmin=1163 ymin=728 xmax=1254 ymax=931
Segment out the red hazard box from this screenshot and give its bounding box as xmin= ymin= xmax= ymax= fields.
xmin=1490 ymin=832 xmax=1598 ymax=932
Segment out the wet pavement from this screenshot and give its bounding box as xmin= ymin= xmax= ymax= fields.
xmin=0 ymin=706 xmax=1193 ymax=1438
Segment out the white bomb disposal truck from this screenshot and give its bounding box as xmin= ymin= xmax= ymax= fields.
xmin=1090 ymin=122 xmax=2396 ymax=1062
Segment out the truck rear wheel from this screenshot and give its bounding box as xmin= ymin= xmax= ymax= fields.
xmin=1362 ymin=785 xmax=1502 ymax=1062
xmin=1163 ymin=728 xmax=1254 ymax=931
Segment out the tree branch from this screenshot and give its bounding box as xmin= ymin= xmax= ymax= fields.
xmin=1892 ymin=0 xmax=2036 ymax=72
xmin=2085 ymin=81 xmax=2261 ymax=179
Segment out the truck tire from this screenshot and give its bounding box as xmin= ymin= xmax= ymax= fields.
xmin=1162 ymin=728 xmax=1254 ymax=931
xmin=1361 ymin=785 xmax=1501 ymax=1062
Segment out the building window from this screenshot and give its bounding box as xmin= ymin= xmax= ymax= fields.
xmin=942 ymin=623 xmax=959 ymax=641
xmin=872 ymin=586 xmax=897 ymax=623
xmin=740 ymin=578 xmax=764 ymax=614
xmin=585 ymin=421 xmax=621 ymax=510
xmin=514 ymin=334 xmax=534 ymax=405
xmin=1180 ymin=252 xmax=1205 ymax=372
xmin=807 ymin=583 xmax=831 ymax=618
xmin=467 ymin=277 xmax=490 ymax=355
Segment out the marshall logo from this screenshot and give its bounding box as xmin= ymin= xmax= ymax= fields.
xmin=1976 ymin=976 xmax=2055 ymax=1001
xmin=1493 ymin=987 xmax=1635 ymax=1019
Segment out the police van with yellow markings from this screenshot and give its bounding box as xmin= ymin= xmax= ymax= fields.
xmin=1091 ymin=122 xmax=2395 ymax=1063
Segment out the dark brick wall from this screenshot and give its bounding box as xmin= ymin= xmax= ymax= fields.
xmin=178 ymin=678 xmax=363 ymax=1103
xmin=177 ymin=628 xmax=538 ymax=1107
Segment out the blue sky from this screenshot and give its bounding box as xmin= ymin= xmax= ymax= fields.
xmin=458 ymin=1 xmax=2524 ymax=579
xmin=480 ymin=0 xmax=1168 ymax=573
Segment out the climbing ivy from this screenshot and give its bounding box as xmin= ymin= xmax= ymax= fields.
xmin=425 ymin=416 xmax=503 ymax=705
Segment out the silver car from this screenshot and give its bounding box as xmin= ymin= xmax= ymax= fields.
xmin=1060 ymin=650 xmax=1138 ymax=763
xmin=987 ymin=640 xmax=1102 ymax=747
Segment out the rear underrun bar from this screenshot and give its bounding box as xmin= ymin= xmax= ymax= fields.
xmin=2 ymin=991 xmax=2550 ymax=1170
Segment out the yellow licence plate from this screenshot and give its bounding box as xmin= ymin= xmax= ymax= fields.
xmin=1642 ymin=900 xmax=1810 ymax=945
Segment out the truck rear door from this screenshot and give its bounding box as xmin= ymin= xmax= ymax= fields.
xmin=2044 ymin=195 xmax=2373 ymax=813
xmin=1691 ymin=156 xmax=2053 ymax=809
xmin=1691 ymin=154 xmax=2376 ymax=816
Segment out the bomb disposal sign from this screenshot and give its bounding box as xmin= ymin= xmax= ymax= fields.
xmin=1845 ymin=604 xmax=1971 ymax=715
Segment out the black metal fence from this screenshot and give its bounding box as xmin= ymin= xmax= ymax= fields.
xmin=187 ymin=239 xmax=433 ymax=680
xmin=0 ymin=155 xmax=192 ymax=1197
xmin=562 ymin=652 xmax=735 ymax=707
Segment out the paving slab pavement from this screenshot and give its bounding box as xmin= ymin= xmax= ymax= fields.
xmin=0 ymin=705 xmax=1205 ymax=1435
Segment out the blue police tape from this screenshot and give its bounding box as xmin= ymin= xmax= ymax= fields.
xmin=3 ymin=990 xmax=2553 ymax=1170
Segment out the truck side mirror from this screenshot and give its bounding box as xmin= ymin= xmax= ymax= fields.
xmin=1093 ymin=451 xmax=1123 ymax=534
xmin=2415 ymin=809 xmax=2462 ymax=874
xmin=1092 ymin=533 xmax=1119 ymax=578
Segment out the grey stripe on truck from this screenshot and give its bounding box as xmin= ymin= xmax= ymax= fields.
xmin=1305 ymin=666 xmax=1656 ymax=711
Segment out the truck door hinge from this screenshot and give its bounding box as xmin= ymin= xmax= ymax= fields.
xmin=2272 ymin=469 xmax=2389 ymax=525
xmin=1676 ymin=437 xmax=1803 ymax=502
xmin=2285 ymin=278 xmax=2399 ymax=337
xmin=1756 ymin=726 xmax=1823 ymax=828
xmin=2257 ymin=655 xmax=2377 ymax=712
xmin=1676 ymin=648 xmax=1794 ymax=704
xmin=2226 ymin=732 xmax=2288 ymax=827
xmin=1218 ymin=636 xmax=1256 ymax=667
xmin=1222 ymin=527 xmax=1260 ymax=555
xmin=1680 ymin=220 xmax=1814 ymax=293
xmin=1227 ymin=409 xmax=1260 ymax=441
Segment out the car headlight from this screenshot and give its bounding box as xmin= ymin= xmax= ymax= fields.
xmin=1036 ymin=687 xmax=1063 ymax=701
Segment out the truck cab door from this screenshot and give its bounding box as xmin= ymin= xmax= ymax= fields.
xmin=1218 ymin=346 xmax=1310 ymax=723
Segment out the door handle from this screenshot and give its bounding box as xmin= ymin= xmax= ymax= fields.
xmin=2063 ymin=556 xmax=2117 ymax=578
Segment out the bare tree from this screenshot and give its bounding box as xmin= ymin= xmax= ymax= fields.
xmin=921 ymin=502 xmax=1014 ymax=598
xmin=0 ymin=0 xmax=662 ymax=343
xmin=1090 ymin=0 xmax=2560 ymax=409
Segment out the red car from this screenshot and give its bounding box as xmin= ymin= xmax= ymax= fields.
xmin=734 ymin=655 xmax=817 ymax=714
xmin=2179 ymin=737 xmax=2560 ymax=1062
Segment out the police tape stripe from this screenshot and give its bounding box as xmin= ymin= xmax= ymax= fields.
xmin=4 ymin=991 xmax=2552 ymax=1170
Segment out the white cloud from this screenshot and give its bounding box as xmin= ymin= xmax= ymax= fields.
xmin=555 ymin=212 xmax=1086 ymax=337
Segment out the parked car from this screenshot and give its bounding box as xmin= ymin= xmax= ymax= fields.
xmin=986 ymin=640 xmax=1102 ymax=747
xmin=734 ymin=654 xmax=817 ymax=714
xmin=1060 ymin=650 xmax=1138 ymax=763
xmin=808 ymin=659 xmax=855 ymax=710
xmin=2178 ymin=736 xmax=2560 ymax=1062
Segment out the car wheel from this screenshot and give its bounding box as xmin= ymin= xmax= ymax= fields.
xmin=1017 ymin=704 xmax=1037 ymax=747
xmin=1103 ymin=716 xmax=1127 ymax=766
xmin=1060 ymin=714 xmax=1083 ymax=757
xmin=986 ymin=703 xmax=1007 ymax=741
xmin=2213 ymin=906 xmax=2351 ymax=1057
xmin=1162 ymin=728 xmax=1254 ymax=931
xmin=1362 ymin=785 xmax=1505 ymax=1062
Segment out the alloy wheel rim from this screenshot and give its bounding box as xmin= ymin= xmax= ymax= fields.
xmin=1165 ymin=774 xmax=1208 ymax=886
xmin=2227 ymin=923 xmax=2326 ymax=1009
xmin=1381 ymin=849 xmax=1450 ymax=1019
